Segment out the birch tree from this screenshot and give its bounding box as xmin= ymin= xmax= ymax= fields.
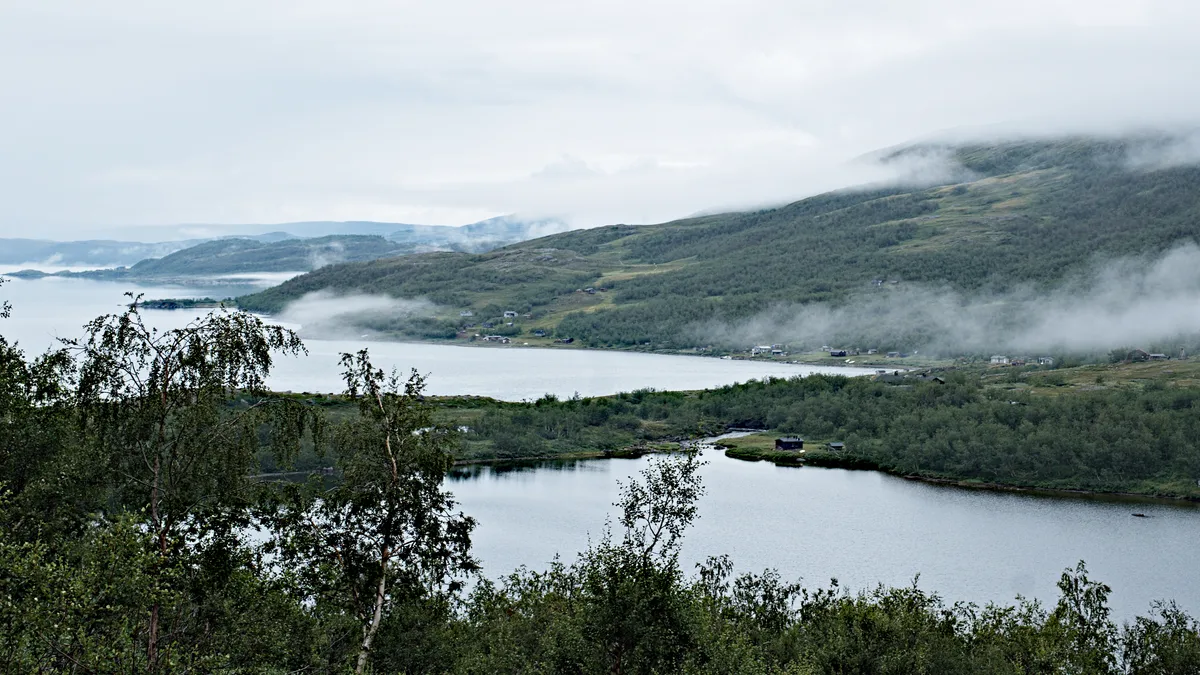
xmin=271 ymin=349 xmax=476 ymax=673
xmin=70 ymin=296 xmax=315 ymax=671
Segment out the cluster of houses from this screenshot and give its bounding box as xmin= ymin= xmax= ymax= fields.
xmin=1122 ymin=349 xmax=1178 ymax=362
xmin=822 ymin=345 xmax=907 ymax=358
xmin=457 ymin=307 xmax=565 ymax=345
xmin=989 ymin=355 xmax=1056 ymax=366
xmin=472 ymin=331 xmax=566 ymax=345
xmin=751 ymin=344 xmax=787 ymax=356
xmin=749 ymin=344 xmax=915 ymax=358
xmin=460 ymin=309 xmax=534 ymax=332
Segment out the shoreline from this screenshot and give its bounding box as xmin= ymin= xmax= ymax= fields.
xmin=257 ymin=440 xmax=1200 ymax=506
xmin=456 ymin=433 xmax=1200 ymax=506
xmin=896 ymin=473 xmax=1200 ymax=506
xmin=730 ymin=448 xmax=1200 ymax=505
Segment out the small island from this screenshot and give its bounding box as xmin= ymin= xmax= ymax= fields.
xmin=139 ymin=297 xmax=232 ymax=310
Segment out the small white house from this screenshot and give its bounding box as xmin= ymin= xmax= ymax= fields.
xmin=460 ymin=310 xmax=474 ymax=317
xmin=990 ymin=355 xmax=1010 ymax=365
xmin=503 ymin=310 xmax=518 ymax=318
xmin=751 ymin=345 xmax=773 ymax=356
xmin=1037 ymin=356 xmax=1054 ymax=366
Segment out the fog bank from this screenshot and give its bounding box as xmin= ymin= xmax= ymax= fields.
xmin=694 ymin=244 xmax=1200 ymax=356
xmin=274 ymin=291 xmax=439 ymax=340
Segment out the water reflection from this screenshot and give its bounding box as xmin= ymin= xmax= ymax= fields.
xmin=449 ymin=458 xmax=617 ymax=481
xmin=450 ymin=447 xmax=1200 ymax=622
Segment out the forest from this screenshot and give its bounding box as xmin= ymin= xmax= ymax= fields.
xmin=2 ymin=291 xmax=1199 ymax=672
xmin=421 ymin=366 xmax=1200 ymax=500
xmin=237 ymin=136 xmax=1200 ymax=353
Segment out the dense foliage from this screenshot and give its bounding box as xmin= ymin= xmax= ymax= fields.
xmin=445 ymin=371 xmax=1200 ymax=499
xmin=239 ymin=137 xmax=1200 ymax=351
xmin=2 ymin=291 xmax=1198 ymax=672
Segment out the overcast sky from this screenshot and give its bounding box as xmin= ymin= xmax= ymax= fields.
xmin=3 ymin=1 xmax=1200 ymax=238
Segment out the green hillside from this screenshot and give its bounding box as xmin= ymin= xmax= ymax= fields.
xmin=238 ymin=136 xmax=1200 ymax=349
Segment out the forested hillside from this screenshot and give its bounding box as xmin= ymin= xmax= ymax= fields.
xmin=238 ymin=136 xmax=1200 ymax=350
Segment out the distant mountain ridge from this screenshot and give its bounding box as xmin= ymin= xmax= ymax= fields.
xmin=117 ymin=235 xmax=412 ymax=276
xmin=0 ymin=239 xmax=205 ymax=270
xmin=1 ymin=215 xmax=572 ymax=271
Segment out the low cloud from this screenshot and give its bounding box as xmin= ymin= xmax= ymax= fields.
xmin=274 ymin=291 xmax=438 ymax=340
xmin=307 ymin=240 xmax=346 ymax=270
xmin=1125 ymin=131 xmax=1200 ymax=170
xmin=694 ymin=244 xmax=1200 ymax=356
xmin=857 ymin=144 xmax=980 ymax=189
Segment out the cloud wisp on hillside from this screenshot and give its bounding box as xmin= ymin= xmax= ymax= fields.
xmin=697 ymin=244 xmax=1200 ymax=356
xmin=273 ymin=291 xmax=439 ymax=341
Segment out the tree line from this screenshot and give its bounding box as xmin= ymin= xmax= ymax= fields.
xmin=447 ymin=372 xmax=1200 ymax=499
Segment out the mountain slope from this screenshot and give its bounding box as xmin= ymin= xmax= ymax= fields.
xmin=237 ymin=136 xmax=1200 ymax=349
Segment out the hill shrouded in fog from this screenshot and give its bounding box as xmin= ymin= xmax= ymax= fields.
xmin=236 ymin=135 xmax=1200 ymax=354
xmin=231 ymin=134 xmax=1200 ymax=353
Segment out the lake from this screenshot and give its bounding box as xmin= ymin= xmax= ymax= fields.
xmin=3 ymin=275 xmax=1199 ymax=621
xmin=452 ymin=439 xmax=1200 ymax=622
xmin=0 ymin=275 xmax=876 ymax=400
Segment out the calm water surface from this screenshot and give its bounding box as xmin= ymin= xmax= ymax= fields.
xmin=0 ymin=276 xmax=874 ymax=399
xmin=452 ymin=445 xmax=1200 ymax=622
xmin=5 ymin=276 xmax=1199 ymax=620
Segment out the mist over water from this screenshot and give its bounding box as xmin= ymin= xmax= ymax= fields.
xmin=0 ymin=277 xmax=873 ymax=399
xmin=696 ymin=244 xmax=1200 ymax=356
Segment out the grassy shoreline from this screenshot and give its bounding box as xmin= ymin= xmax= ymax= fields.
xmin=716 ymin=434 xmax=1200 ymax=505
